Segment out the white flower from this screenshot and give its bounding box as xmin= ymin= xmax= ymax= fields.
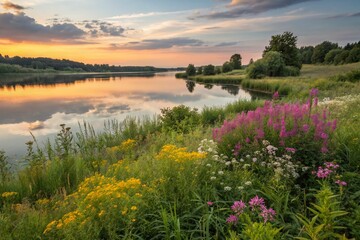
xmin=211 ymin=172 xmax=215 ymax=175
xmin=237 ymin=186 xmax=244 ymax=191
xmin=240 ymin=158 xmax=244 ymax=162
xmin=244 ymin=181 xmax=252 ymax=186
xmin=243 ymin=164 xmax=250 ymax=169
xmin=225 ymin=161 xmax=231 ymax=166
xmin=206 ymin=164 xmax=211 ymax=167
xmin=246 ymin=155 xmax=251 ymax=158
xmin=224 ymin=186 xmax=232 ymax=191
xmin=252 ymin=158 xmax=257 ymax=162
xmin=218 ymin=171 xmax=224 ymax=175
xmin=210 ymin=176 xmax=216 ymax=180
xmin=262 ymin=140 xmax=270 ymax=146
xmin=220 ymin=182 xmax=224 ymax=185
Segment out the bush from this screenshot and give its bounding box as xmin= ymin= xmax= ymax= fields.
xmin=332 ymin=70 xmax=360 ymax=83
xmin=263 ymin=51 xmax=285 ymax=77
xmin=222 ymin=61 xmax=233 ymax=73
xmin=203 ymin=64 xmax=215 ymax=75
xmin=246 ymin=59 xmax=267 ymax=79
xmin=160 ymin=105 xmax=200 ymax=133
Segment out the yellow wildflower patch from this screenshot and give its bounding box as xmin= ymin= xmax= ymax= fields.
xmin=156 ymin=144 xmax=206 ymax=163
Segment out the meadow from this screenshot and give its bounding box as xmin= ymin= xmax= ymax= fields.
xmin=0 ymin=63 xmax=360 ymax=239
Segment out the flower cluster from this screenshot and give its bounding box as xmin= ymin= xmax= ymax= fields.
xmin=44 ymin=174 xmax=147 ymax=237
xmin=313 ymin=162 xmax=347 ymax=186
xmin=227 ymin=195 xmax=276 ymax=224
xmin=157 ymin=144 xmax=206 ymax=163
xmin=213 ymin=89 xmax=336 ymax=164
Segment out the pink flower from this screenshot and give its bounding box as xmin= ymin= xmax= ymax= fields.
xmin=260 ymin=207 xmax=276 ymax=222
xmin=249 ymin=195 xmax=265 ymax=210
xmin=226 ymin=215 xmax=238 ymax=224
xmin=272 ymin=91 xmax=279 ymax=100
xmin=207 ymin=201 xmax=214 ymax=206
xmin=231 ymin=201 xmax=246 ymax=215
xmin=310 ymin=88 xmax=319 ymax=97
xmin=335 ymin=180 xmax=347 ymax=186
xmin=285 ymin=147 xmax=296 ymax=154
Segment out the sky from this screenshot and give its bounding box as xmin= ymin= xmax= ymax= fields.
xmin=0 ymin=0 xmax=359 ymax=67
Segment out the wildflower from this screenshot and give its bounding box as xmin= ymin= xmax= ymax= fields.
xmin=207 ymin=201 xmax=214 ymax=206
xmin=224 ymin=186 xmax=232 ymax=191
xmin=231 ymin=201 xmax=246 ymax=214
xmin=249 ymin=195 xmax=265 ymax=210
xmin=225 ymin=161 xmax=231 ymax=166
xmin=226 ymin=215 xmax=238 ymax=225
xmin=260 ymin=207 xmax=276 ymax=222
xmin=310 ymin=88 xmax=319 ymax=97
xmin=244 ymin=181 xmax=252 ymax=186
xmin=210 ymin=176 xmax=216 ymax=180
xmin=335 ymin=180 xmax=347 ymax=186
xmin=237 ymin=186 xmax=244 ymax=190
xmin=285 ymin=147 xmax=296 ymax=154
xmin=131 ymin=206 xmax=137 ymax=211
xmin=206 ymin=164 xmax=211 ymax=167
xmin=272 ymin=91 xmax=279 ymax=100
xmin=252 ymin=157 xmax=257 ymax=162
xmin=218 ymin=171 xmax=224 ymax=175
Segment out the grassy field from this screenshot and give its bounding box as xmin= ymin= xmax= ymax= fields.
xmin=0 ymin=63 xmax=360 ymax=239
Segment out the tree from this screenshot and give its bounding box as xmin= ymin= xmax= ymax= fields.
xmin=248 ymin=58 xmax=254 ymax=65
xmin=263 ymin=51 xmax=285 ymax=77
xmin=186 ymin=64 xmax=196 ymax=76
xmin=311 ymin=41 xmax=338 ymax=63
xmin=346 ymin=47 xmax=360 ymax=63
xmin=197 ymin=66 xmax=203 ymax=75
xmin=299 ymin=46 xmax=314 ymax=64
xmin=324 ymin=49 xmax=342 ymax=64
xmin=264 ymin=31 xmax=301 ymax=69
xmin=230 ymin=54 xmax=242 ymax=69
xmin=222 ymin=61 xmax=233 ymax=73
xmin=247 ymin=59 xmax=267 ymax=79
xmin=203 ymin=64 xmax=215 ymax=75
xmin=334 ymin=50 xmax=350 ymax=65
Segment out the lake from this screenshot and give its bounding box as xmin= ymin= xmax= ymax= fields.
xmin=0 ymin=72 xmax=256 ymax=161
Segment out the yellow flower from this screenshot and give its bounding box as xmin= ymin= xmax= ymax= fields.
xmin=1 ymin=191 xmax=18 ymax=198
xmin=131 ymin=206 xmax=137 ymax=211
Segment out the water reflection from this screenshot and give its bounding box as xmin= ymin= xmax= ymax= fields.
xmin=0 ymin=72 xmax=254 ymax=159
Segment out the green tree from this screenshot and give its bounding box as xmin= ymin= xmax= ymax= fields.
xmin=299 ymin=46 xmax=314 ymax=64
xmin=248 ymin=58 xmax=254 ymax=65
xmin=186 ymin=64 xmax=196 ymax=76
xmin=346 ymin=47 xmax=360 ymax=63
xmin=246 ymin=59 xmax=267 ymax=79
xmin=197 ymin=66 xmax=203 ymax=75
xmin=324 ymin=49 xmax=342 ymax=64
xmin=263 ymin=51 xmax=285 ymax=76
xmin=334 ymin=50 xmax=350 ymax=65
xmin=311 ymin=41 xmax=338 ymax=63
xmin=264 ymin=31 xmax=301 ymax=69
xmin=203 ymin=64 xmax=215 ymax=75
xmin=222 ymin=61 xmax=233 ymax=73
xmin=230 ymin=53 xmax=242 ymax=69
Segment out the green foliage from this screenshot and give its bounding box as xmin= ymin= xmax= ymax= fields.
xmin=160 ymin=105 xmax=200 ymax=133
xmin=296 ymin=184 xmax=347 ymax=239
xmin=0 ymin=151 xmax=10 ymax=183
xmin=203 ymin=64 xmax=216 ymax=75
xmin=222 ymin=61 xmax=234 ymax=73
xmin=300 ymin=46 xmax=314 ymax=64
xmin=346 ymin=47 xmax=360 ymax=63
xmin=264 ymin=31 xmax=301 ymax=69
xmin=334 ymin=50 xmax=350 ymax=65
xmin=246 ymin=59 xmax=267 ymax=79
xmin=263 ymin=51 xmax=285 ymax=76
xmin=312 ymin=41 xmax=339 ymax=63
xmin=283 ymin=66 xmax=300 ymax=76
xmin=197 ymin=66 xmax=203 ymax=75
xmin=186 ymin=64 xmax=196 ymax=76
xmin=242 ymin=222 xmax=282 ymax=240
xmin=175 ymin=72 xmax=188 ymax=78
xmin=230 ymin=54 xmax=242 ymax=69
xmin=331 ymin=70 xmax=360 ymax=83
xmin=324 ymin=49 xmax=343 ymax=64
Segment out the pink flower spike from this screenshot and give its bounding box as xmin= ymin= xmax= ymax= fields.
xmin=249 ymin=195 xmax=265 ymax=210
xmin=285 ymin=147 xmax=296 ymax=154
xmin=272 ymin=91 xmax=279 ymax=100
xmin=231 ymin=201 xmax=246 ymax=214
xmin=310 ymin=88 xmax=319 ymax=97
xmin=207 ymin=201 xmax=214 ymax=206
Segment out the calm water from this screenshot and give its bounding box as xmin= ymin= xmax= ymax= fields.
xmin=0 ymin=72 xmax=255 ymax=160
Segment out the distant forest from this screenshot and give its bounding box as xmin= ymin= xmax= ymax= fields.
xmin=0 ymin=54 xmax=182 ymax=73
xmin=300 ymin=41 xmax=360 ymax=65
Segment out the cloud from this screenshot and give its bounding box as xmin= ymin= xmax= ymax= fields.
xmin=99 ymin=23 xmax=125 ymax=36
xmin=215 ymin=41 xmax=239 ymax=47
xmin=112 ymin=37 xmax=205 ymax=50
xmin=0 ymin=12 xmax=86 ymax=42
xmin=107 ymin=10 xmax=192 ymax=20
xmin=327 ymin=12 xmax=360 ymax=19
xmin=194 ymin=0 xmax=317 ymax=19
xmin=1 ymin=1 xmax=27 ymax=12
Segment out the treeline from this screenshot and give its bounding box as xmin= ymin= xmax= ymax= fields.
xmin=0 ymin=54 xmax=172 ymax=73
xmin=300 ymin=41 xmax=360 ymax=65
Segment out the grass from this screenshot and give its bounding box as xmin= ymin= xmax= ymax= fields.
xmin=0 ymin=63 xmax=360 ymax=239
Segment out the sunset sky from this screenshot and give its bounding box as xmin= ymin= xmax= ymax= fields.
xmin=0 ymin=0 xmax=359 ymax=67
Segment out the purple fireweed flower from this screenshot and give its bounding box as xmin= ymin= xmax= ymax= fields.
xmin=226 ymin=215 xmax=238 ymax=224
xmin=335 ymin=180 xmax=347 ymax=186
xmin=272 ymin=91 xmax=279 ymax=100
xmin=285 ymin=147 xmax=296 ymax=154
xmin=231 ymin=201 xmax=246 ymax=215
xmin=233 ymin=143 xmax=241 ymax=156
xmin=249 ymin=195 xmax=265 ymax=210
xmin=207 ymin=201 xmax=214 ymax=206
xmin=260 ymin=207 xmax=276 ymax=223
xmin=320 ymin=133 xmax=328 ymax=139
xmin=321 ymin=146 xmax=328 ymax=153
xmin=246 ymin=137 xmax=251 ymax=143
xmin=302 ymin=124 xmax=310 ymax=133
xmin=310 ymin=88 xmax=319 ymax=97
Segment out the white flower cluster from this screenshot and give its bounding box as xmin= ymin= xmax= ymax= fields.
xmin=198 ymin=139 xmax=218 ymax=155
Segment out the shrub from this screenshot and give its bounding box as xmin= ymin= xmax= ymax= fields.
xmin=263 ymin=51 xmax=285 ymax=77
xmin=186 ymin=64 xmax=196 ymax=76
xmin=332 ymin=70 xmax=360 ymax=83
xmin=222 ymin=61 xmax=233 ymax=73
xmin=203 ymin=64 xmax=215 ymax=75
xmin=247 ymin=59 xmax=267 ymax=79
xmin=160 ymin=105 xmax=200 ymax=133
